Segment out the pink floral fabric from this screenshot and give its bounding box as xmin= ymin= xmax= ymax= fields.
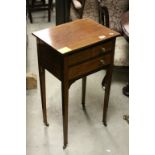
xmin=99 ymin=0 xmax=129 ymax=32
xmin=114 ymin=36 xmax=129 ymax=66
xmin=70 ymin=0 xmax=99 ymax=21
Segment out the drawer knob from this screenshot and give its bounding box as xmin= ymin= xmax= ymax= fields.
xmin=101 ymin=48 xmax=106 ymax=53
xmin=100 ymin=59 xmax=105 ymax=65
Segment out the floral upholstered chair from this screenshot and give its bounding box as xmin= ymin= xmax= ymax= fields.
xmin=98 ymin=0 xmax=129 ymax=68
xmin=97 ymin=0 xmax=129 ymax=95
xmin=70 ymin=0 xmax=99 ymax=21
xmin=71 ymin=0 xmax=86 ymax=18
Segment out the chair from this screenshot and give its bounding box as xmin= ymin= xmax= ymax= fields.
xmin=97 ymin=2 xmax=129 ymax=128
xmin=98 ymin=0 xmax=129 ymax=69
xmin=26 ymin=0 xmax=53 ymax=23
xmin=71 ymin=0 xmax=86 ymax=18
xmin=70 ymin=0 xmax=99 ymax=21
xmin=97 ymin=0 xmax=129 ymax=93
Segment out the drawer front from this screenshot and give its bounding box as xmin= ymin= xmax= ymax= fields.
xmin=68 ymin=54 xmax=112 ymax=80
xmin=68 ymin=41 xmax=113 ymax=66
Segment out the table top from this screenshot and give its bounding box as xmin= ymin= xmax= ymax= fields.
xmin=121 ymin=11 xmax=129 ymax=38
xmin=33 ymin=18 xmax=120 ymax=54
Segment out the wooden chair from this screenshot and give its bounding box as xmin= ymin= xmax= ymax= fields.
xmin=26 ymin=0 xmax=53 ymax=23
xmin=98 ymin=0 xmax=129 ymax=69
xmin=71 ymin=0 xmax=86 ymax=18
xmin=97 ymin=0 xmax=129 ymax=88
xmin=70 ymin=0 xmax=99 ymax=22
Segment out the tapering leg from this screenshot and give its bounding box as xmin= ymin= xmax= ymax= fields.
xmin=48 ymin=0 xmax=52 ymax=22
xmin=27 ymin=9 xmax=33 ymax=23
xmin=82 ymin=77 xmax=87 ymax=110
xmin=61 ymin=82 xmax=69 ymax=149
xmin=29 ymin=12 xmax=33 ymax=23
xmin=102 ymin=66 xmax=113 ymax=126
xmin=38 ymin=65 xmax=49 ymax=126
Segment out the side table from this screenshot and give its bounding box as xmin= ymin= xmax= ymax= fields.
xmin=32 ymin=18 xmax=119 ymax=148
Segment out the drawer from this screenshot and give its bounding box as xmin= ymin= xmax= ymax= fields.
xmin=68 ymin=54 xmax=112 ymax=80
xmin=68 ymin=41 xmax=113 ymax=66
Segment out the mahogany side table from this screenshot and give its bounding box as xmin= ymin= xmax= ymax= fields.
xmin=32 ymin=18 xmax=119 ymax=148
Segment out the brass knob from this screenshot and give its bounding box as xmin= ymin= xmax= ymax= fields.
xmin=100 ymin=59 xmax=105 ymax=65
xmin=101 ymin=48 xmax=106 ymax=53
xmin=99 ymin=48 xmax=106 ymax=56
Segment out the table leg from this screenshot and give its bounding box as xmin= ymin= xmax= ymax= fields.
xmin=102 ymin=66 xmax=113 ymax=126
xmin=102 ymin=71 xmax=108 ymax=89
xmin=82 ymin=77 xmax=87 ymax=110
xmin=61 ymin=82 xmax=69 ymax=149
xmin=38 ymin=65 xmax=49 ymax=126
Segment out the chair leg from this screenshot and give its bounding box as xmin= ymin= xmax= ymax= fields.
xmin=48 ymin=10 xmax=51 ymax=22
xmin=26 ymin=0 xmax=33 ymax=23
xmin=51 ymin=0 xmax=53 ymax=11
xmin=42 ymin=0 xmax=45 ymax=4
xmin=48 ymin=0 xmax=52 ymax=22
xmin=28 ymin=10 xmax=33 ymax=23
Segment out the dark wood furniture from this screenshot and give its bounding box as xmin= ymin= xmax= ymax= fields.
xmin=26 ymin=0 xmax=53 ymax=23
xmin=55 ymin=0 xmax=71 ymax=25
xmin=32 ymin=19 xmax=119 ymax=148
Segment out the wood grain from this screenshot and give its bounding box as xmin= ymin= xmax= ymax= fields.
xmin=33 ymin=18 xmax=120 ymax=54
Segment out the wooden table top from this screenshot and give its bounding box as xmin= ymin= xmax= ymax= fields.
xmin=33 ymin=18 xmax=120 ymax=54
